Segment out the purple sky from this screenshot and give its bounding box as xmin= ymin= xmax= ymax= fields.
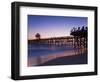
xmin=28 ymin=15 xmax=87 ymax=40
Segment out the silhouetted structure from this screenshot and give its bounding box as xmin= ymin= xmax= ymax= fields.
xmin=70 ymin=26 xmax=88 ymax=54
xmin=35 ymin=33 xmax=41 ymax=40
xmin=28 ymin=26 xmax=87 ymax=55
xmin=29 ymin=36 xmax=74 ymax=46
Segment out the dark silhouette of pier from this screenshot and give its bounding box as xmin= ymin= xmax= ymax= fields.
xmin=70 ymin=26 xmax=87 ymax=48
xmin=28 ymin=26 xmax=87 ymax=49
xmin=70 ymin=26 xmax=88 ymax=55
xmin=28 ymin=36 xmax=74 ymax=46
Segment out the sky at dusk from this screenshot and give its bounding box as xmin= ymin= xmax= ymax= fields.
xmin=28 ymin=15 xmax=87 ymax=40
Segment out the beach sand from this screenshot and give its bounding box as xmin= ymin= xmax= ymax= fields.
xmin=28 ymin=48 xmax=87 ymax=66
xmin=37 ymin=53 xmax=87 ymax=66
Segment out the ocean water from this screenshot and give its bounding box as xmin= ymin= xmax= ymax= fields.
xmin=28 ymin=44 xmax=76 ymax=57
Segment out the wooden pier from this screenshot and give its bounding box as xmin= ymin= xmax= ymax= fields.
xmin=28 ymin=36 xmax=74 ymax=46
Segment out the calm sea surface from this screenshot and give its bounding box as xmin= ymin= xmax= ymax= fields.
xmin=28 ymin=44 xmax=75 ymax=57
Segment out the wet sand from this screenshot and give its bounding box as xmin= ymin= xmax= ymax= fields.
xmin=28 ymin=48 xmax=87 ymax=66
xmin=37 ymin=53 xmax=87 ymax=66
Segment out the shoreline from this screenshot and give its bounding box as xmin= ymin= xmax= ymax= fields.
xmin=28 ymin=48 xmax=87 ymax=66
xmin=37 ymin=53 xmax=87 ymax=66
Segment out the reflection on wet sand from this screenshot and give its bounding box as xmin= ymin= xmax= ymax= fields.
xmin=28 ymin=48 xmax=87 ymax=66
